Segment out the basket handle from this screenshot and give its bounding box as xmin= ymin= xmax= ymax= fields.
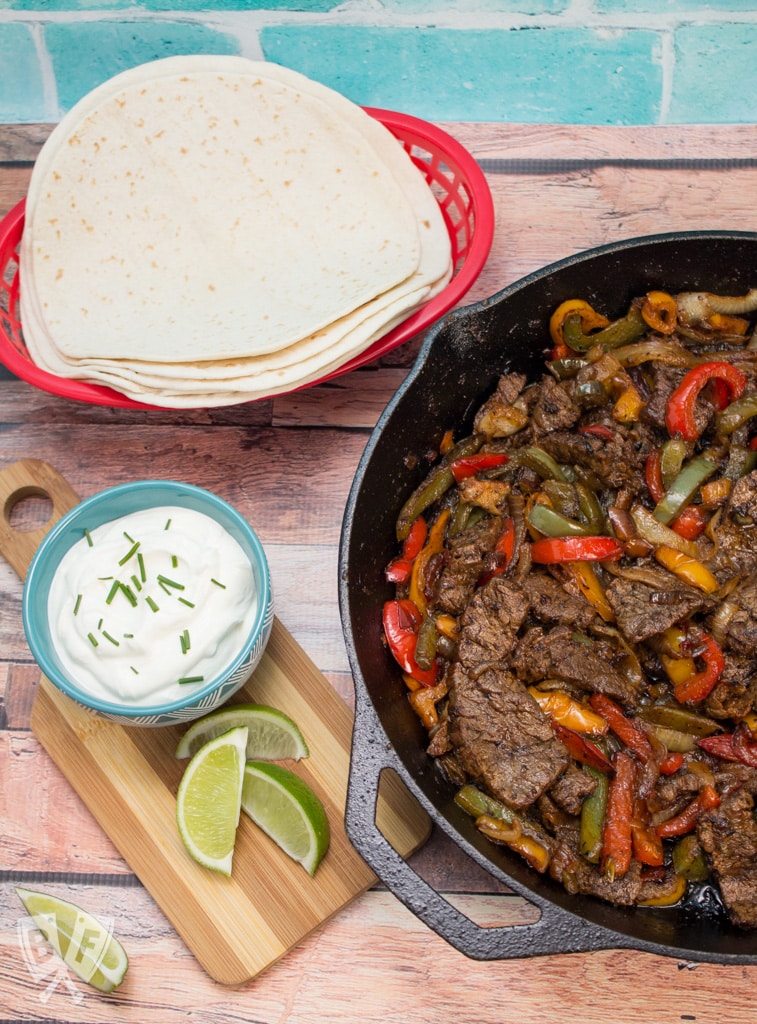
xmin=0 ymin=459 xmax=79 ymax=580
xmin=345 ymin=692 xmax=617 ymax=960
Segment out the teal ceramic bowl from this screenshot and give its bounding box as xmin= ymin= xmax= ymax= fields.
xmin=23 ymin=480 xmax=274 ymax=727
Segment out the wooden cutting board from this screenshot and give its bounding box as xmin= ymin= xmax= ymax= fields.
xmin=0 ymin=459 xmax=431 ymax=985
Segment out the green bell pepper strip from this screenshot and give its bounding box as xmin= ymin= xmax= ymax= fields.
xmin=579 ymin=766 xmax=610 ymax=864
xmin=658 ymin=437 xmax=688 ymax=491
xmin=563 ymin=303 xmax=647 ymax=353
xmin=514 ymin=446 xmax=571 ymax=482
xmin=671 ymin=835 xmax=709 ymax=883
xmin=638 ymin=703 xmax=720 ymax=737
xmin=715 ymin=391 xmax=757 ymax=436
xmin=652 ymin=452 xmax=719 ymax=525
xmin=527 ymin=502 xmax=593 ymax=538
xmin=395 ymin=434 xmax=482 ymax=541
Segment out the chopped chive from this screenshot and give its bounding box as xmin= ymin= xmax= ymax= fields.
xmin=123 ymin=531 xmax=135 ymax=543
xmin=179 ymin=628 xmax=191 ymax=654
xmin=178 ymin=597 xmax=195 ymax=608
xmin=84 ymin=528 xmax=93 ymax=547
xmin=146 ymin=596 xmax=160 ymax=613
xmin=130 ymin=665 xmax=139 ymax=675
xmin=105 ymin=579 xmax=121 ymax=605
xmin=87 ymin=632 xmax=98 ymax=647
xmin=119 ymin=582 xmax=138 ymax=607
xmin=171 ymin=554 xmax=178 ymax=569
xmin=97 ymin=618 xmax=103 ymax=630
xmin=118 ymin=540 xmax=141 ymax=566
xmin=98 ymin=576 xmax=114 ymax=581
xmin=164 ymin=518 xmax=172 ymax=530
xmin=123 ymin=633 xmax=134 ymax=639
xmin=210 ymin=578 xmax=226 ymax=589
xmin=178 ymin=675 xmax=204 ymax=685
xmin=137 ymin=552 xmax=146 ymax=583
xmin=130 ymin=574 xmax=143 ymax=593
xmin=73 ymin=594 xmax=82 ymax=616
xmin=102 ymin=630 xmax=120 ymax=646
xmin=157 ymin=574 xmax=185 ymax=591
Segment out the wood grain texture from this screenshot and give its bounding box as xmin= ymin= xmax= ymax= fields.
xmin=3 ymin=122 xmax=757 ymax=1020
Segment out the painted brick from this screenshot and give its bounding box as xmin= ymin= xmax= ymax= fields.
xmin=670 ymin=23 xmax=757 ymax=124
xmin=44 ymin=21 xmax=241 ymax=113
xmin=260 ymin=26 xmax=663 ymax=124
xmin=379 ymin=1 xmax=568 ymax=11
xmin=0 ymin=24 xmax=45 ymax=123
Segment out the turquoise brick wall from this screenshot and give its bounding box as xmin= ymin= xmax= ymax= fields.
xmin=0 ymin=2 xmax=755 ymax=125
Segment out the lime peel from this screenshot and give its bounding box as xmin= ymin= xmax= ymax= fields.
xmin=175 ymin=703 xmax=309 ymax=762
xmin=15 ymin=886 xmax=129 ymax=994
xmin=241 ymin=760 xmax=330 ymax=876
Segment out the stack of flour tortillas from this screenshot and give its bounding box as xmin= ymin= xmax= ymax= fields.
xmin=19 ymin=55 xmax=452 ymax=407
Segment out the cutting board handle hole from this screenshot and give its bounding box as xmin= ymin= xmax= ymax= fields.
xmin=4 ymin=488 xmax=54 ymax=534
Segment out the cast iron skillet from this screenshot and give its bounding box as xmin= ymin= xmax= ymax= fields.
xmin=339 ymin=231 xmax=757 ymax=963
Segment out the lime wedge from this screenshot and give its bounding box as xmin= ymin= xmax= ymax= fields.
xmin=241 ymin=761 xmax=330 ymax=876
xmin=175 ymin=703 xmax=309 ymax=762
xmin=176 ymin=725 xmax=248 ymax=875
xmin=15 ymin=886 xmax=128 ymax=993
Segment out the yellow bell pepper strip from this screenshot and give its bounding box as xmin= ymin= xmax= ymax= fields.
xmin=612 ymin=380 xmax=645 ymax=424
xmin=698 ymin=721 xmax=757 ymax=767
xmin=531 ymin=535 xmax=624 ymax=564
xmin=665 ymin=361 xmax=748 ymax=441
xmin=699 ymin=476 xmax=731 ymax=507
xmin=562 ymin=302 xmax=647 ymax=353
xmin=589 ymin=693 xmax=653 ymax=763
xmin=579 ymin=766 xmax=609 ymax=863
xmin=656 ymin=784 xmax=721 ymax=839
xmin=408 ymin=678 xmax=448 ymax=731
xmin=652 ymin=452 xmax=719 ymax=526
xmin=384 ymin=515 xmax=428 ymax=585
xmin=671 ymin=834 xmax=709 ymax=882
xmin=551 ymin=721 xmax=614 ymax=773
xmin=641 ymin=290 xmax=677 ymax=334
xmin=450 ymin=451 xmax=509 ymax=483
xmin=601 ymin=751 xmax=636 ymax=879
xmin=528 ymin=686 xmax=609 ymax=735
xmin=475 ymin=815 xmax=552 ymax=872
xmin=409 ymin=508 xmax=450 ymax=615
xmin=454 ymin=784 xmax=552 ymax=872
xmin=435 ymin=613 xmax=459 ymax=640
xmin=439 ymin=428 xmax=455 ymax=455
xmin=672 ymin=632 xmax=725 ymax=704
xmin=637 ymin=873 xmax=688 ymax=907
xmin=653 ymin=544 xmax=719 ymax=594
xmin=381 ymin=599 xmax=438 ymax=687
xmin=395 ymin=435 xmax=481 ymax=541
xmin=549 ymin=299 xmax=610 ymax=358
xmin=566 ymin=560 xmax=615 ymax=622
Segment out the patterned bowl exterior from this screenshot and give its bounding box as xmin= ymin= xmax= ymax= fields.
xmin=23 ymin=480 xmax=273 ymax=727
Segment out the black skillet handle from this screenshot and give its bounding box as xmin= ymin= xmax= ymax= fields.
xmin=345 ymin=695 xmax=615 ymax=960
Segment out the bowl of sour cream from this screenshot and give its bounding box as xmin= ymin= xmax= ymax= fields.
xmin=22 ymin=480 xmax=274 ymax=726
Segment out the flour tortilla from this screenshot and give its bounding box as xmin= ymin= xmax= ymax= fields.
xmin=20 ymin=56 xmax=452 ymax=405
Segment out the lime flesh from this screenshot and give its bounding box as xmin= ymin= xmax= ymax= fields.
xmin=176 ymin=725 xmax=248 ymax=875
xmin=175 ymin=703 xmax=309 ymax=761
xmin=241 ymin=760 xmax=330 ymax=876
xmin=15 ymin=886 xmax=128 ymax=993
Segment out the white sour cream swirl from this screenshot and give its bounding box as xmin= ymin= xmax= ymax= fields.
xmin=47 ymin=505 xmax=258 ymax=706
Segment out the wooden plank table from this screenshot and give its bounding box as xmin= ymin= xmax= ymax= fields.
xmin=2 ymin=121 xmax=757 ymax=1023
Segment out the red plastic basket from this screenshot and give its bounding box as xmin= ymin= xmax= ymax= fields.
xmin=0 ymin=108 xmax=494 ymax=409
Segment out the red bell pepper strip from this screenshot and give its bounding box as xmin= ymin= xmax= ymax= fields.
xmin=578 ymin=424 xmax=615 ymax=441
xmin=589 ymin=693 xmax=653 ymax=763
xmin=551 ymin=721 xmax=614 ymax=774
xmin=384 ymin=516 xmax=428 ymax=584
xmin=665 ymin=362 xmax=748 ymax=441
xmin=450 ymin=452 xmax=509 ymax=483
xmin=658 ymin=752 xmax=685 ymax=775
xmin=698 ymin=722 xmax=757 ymax=767
xmin=530 ymin=535 xmax=624 ymax=564
xmin=673 ymin=634 xmax=725 ymax=704
xmin=656 ymin=784 xmax=721 ymax=839
xmin=479 ymin=517 xmax=516 ymax=585
xmin=601 ymin=751 xmax=636 ymax=879
xmin=631 ymin=798 xmax=665 ymax=867
xmin=382 ymin=599 xmax=438 ymax=687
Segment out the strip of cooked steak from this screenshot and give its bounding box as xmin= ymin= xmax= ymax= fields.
xmin=697 ymin=788 xmax=757 ymax=929
xmin=524 ymin=572 xmax=598 ymax=630
xmin=531 ymin=376 xmax=582 ymax=434
xmin=549 ymin=763 xmax=598 ymax=816
xmin=548 ymin=821 xmax=644 ymax=905
xmin=434 ymin=515 xmax=505 ymax=616
xmin=537 ymin=427 xmax=653 ymax=492
xmin=447 ymin=661 xmax=569 ymax=810
xmin=456 ymin=576 xmax=530 ymax=672
xmin=606 ymin=574 xmax=713 ymax=642
xmin=510 ymin=623 xmax=639 ymax=705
